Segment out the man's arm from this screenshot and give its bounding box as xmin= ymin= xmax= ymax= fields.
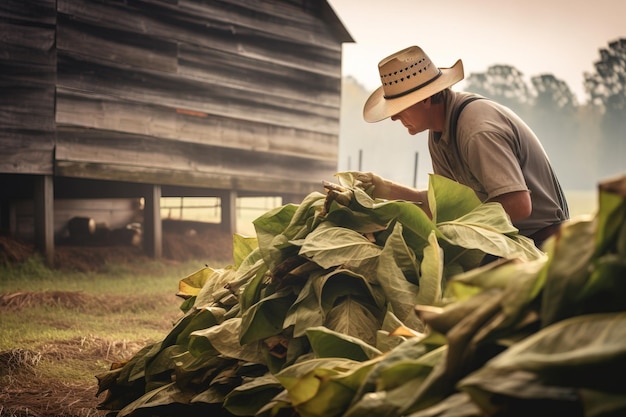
xmin=385 ymin=181 xmax=431 ymax=218
xmin=488 ymin=190 xmax=531 ymax=222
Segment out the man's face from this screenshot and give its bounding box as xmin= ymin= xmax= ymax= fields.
xmin=390 ymin=99 xmax=429 ymax=135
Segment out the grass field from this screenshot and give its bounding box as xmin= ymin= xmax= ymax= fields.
xmin=0 ymin=257 xmax=221 ymax=417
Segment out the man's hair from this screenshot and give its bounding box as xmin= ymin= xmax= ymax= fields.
xmin=430 ymin=89 xmax=447 ymax=104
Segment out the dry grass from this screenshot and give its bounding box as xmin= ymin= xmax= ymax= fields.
xmin=0 ymin=291 xmax=96 ymax=310
xmin=0 ymin=349 xmax=43 ymax=377
xmin=0 ymin=293 xmax=169 ymax=417
xmin=0 ymin=340 xmax=111 ymax=417
xmin=0 ymin=225 xmax=236 ymax=417
xmin=0 ymin=290 xmax=179 ymax=315
xmin=1 ymin=373 xmax=106 ymax=417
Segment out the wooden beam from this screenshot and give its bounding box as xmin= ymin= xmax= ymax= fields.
xmin=34 ymin=175 xmax=54 ymax=266
xmin=142 ymin=184 xmax=162 ymax=259
xmin=220 ymin=189 xmax=237 ymax=235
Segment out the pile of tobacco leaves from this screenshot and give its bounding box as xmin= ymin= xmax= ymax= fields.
xmin=96 ymin=173 xmax=626 ymax=417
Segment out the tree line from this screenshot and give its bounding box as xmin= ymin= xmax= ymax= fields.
xmin=463 ymin=38 xmax=625 ymax=190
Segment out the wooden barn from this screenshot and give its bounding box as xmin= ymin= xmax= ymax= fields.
xmin=0 ymin=0 xmax=353 ymax=264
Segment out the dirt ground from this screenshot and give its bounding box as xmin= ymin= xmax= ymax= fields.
xmin=0 ymin=340 xmax=144 ymax=417
xmin=0 ymin=221 xmax=235 ymax=417
xmin=0 ymin=219 xmax=235 ymax=272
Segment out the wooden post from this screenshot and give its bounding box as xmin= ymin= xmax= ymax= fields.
xmin=358 ymin=149 xmax=363 ymax=171
xmin=34 ymin=175 xmax=54 ymax=266
xmin=143 ymin=184 xmax=162 ymax=258
xmin=413 ymin=151 xmax=419 ymax=188
xmin=221 ymin=190 xmax=237 ymax=235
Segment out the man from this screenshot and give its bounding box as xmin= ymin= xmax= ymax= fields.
xmin=356 ymin=45 xmax=569 ymax=247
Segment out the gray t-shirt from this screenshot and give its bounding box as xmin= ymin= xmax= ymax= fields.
xmin=428 ymin=90 xmax=569 ymax=237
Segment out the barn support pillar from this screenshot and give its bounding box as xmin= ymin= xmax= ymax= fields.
xmin=143 ymin=184 xmax=162 ymax=259
xmin=221 ymin=190 xmax=237 ymax=235
xmin=34 ymin=175 xmax=54 ymax=266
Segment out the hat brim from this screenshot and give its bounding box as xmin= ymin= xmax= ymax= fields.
xmin=363 ymin=59 xmax=464 ymax=123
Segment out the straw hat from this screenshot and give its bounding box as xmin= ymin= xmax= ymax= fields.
xmin=363 ymin=45 xmax=464 ymax=123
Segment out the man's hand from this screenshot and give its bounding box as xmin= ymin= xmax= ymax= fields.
xmin=351 ymin=171 xmax=392 ymax=199
xmin=350 ymin=171 xmax=432 ymax=218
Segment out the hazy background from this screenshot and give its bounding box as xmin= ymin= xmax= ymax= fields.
xmin=328 ymin=0 xmax=624 ymax=102
xmin=327 ymin=0 xmax=625 ymax=220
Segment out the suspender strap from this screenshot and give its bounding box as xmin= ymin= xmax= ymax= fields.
xmin=448 ymin=96 xmax=484 ymax=167
xmin=449 ymin=96 xmax=484 ymax=154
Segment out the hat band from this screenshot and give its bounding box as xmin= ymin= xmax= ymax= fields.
xmin=383 ymin=69 xmax=443 ymax=99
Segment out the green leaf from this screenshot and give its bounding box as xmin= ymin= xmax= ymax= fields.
xmin=172 ymin=351 xmax=234 ymax=383
xmin=540 ymin=218 xmax=597 ymax=326
xmin=324 ymin=205 xmax=391 ymax=234
xmin=190 ymin=386 xmax=226 ymax=405
xmin=595 ymin=175 xmax=626 ymax=257
xmin=459 ymin=312 xmax=626 ymax=415
xmin=306 ymin=326 xmax=382 ymax=361
xmin=577 ymin=254 xmax=626 ymax=314
xmin=276 ymin=357 xmax=376 ymax=417
xmin=237 ymin=257 xmax=268 ymax=312
xmin=254 ymin=202 xmax=298 ymax=243
xmin=428 ymin=174 xmax=481 ymax=223
xmin=375 ymin=310 xmax=411 ymax=353
xmin=416 ymin=231 xmax=444 ymax=306
xmin=378 ymin=344 xmax=444 ymax=391
xmin=117 ymin=382 xmax=188 ymax=417
xmin=446 ymin=257 xmax=547 ymax=330
xmin=376 ymin=223 xmax=423 ymax=329
xmin=177 ymin=267 xmax=213 ymax=298
xmin=380 ymin=221 xmax=421 ymax=285
xmin=255 ymin=389 xmax=294 ymax=417
xmin=345 ymin=341 xmax=446 ymax=417
xmin=299 ymin=223 xmax=382 ymax=269
xmin=334 ymin=171 xmax=359 ymax=188
xmin=239 ymin=289 xmax=296 ymax=344
xmin=253 ymin=192 xmax=325 ymax=270
xmin=370 ymin=199 xmax=437 ymax=243
xmin=232 ymin=233 xmax=258 ymax=268
xmin=284 ymin=277 xmax=324 ymax=337
xmin=314 ymin=268 xmax=384 ymax=316
xmin=192 ymin=267 xmax=238 ymax=309
xmin=121 ymin=342 xmax=162 ymax=383
xmin=324 ymin=297 xmax=382 ymax=347
xmin=223 ymin=373 xmax=283 ymax=416
xmin=144 ymin=345 xmax=187 ymax=383
xmin=175 ymin=306 xmax=226 ymax=347
xmin=446 ymin=202 xmax=519 ymax=234
xmin=139 ymin=306 xmax=219 ymax=381
xmin=276 ymin=357 xmax=359 ymax=399
xmin=438 ymin=204 xmax=544 ymax=262
xmin=188 ymin=318 xmax=266 ymax=364
xmin=476 ymin=312 xmax=626 ymax=384
xmin=398 ymin=392 xmax=483 ymax=417
xmin=352 ymin=336 xmax=429 ymax=400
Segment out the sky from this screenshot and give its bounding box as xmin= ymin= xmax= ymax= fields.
xmin=327 ymin=0 xmax=625 ymax=103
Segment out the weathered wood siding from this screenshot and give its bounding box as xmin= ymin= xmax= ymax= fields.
xmin=0 ymin=0 xmax=56 ymax=175
xmin=52 ymin=0 xmax=346 ymax=195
